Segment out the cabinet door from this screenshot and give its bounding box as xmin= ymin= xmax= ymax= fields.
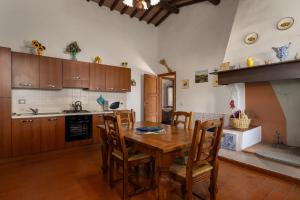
xmin=120 ymin=68 xmax=131 ymax=92
xmin=105 ymin=66 xmax=120 ymax=92
xmin=0 ymin=98 xmax=11 ymax=158
xmin=41 ymin=117 xmax=65 ymax=152
xmin=12 ymin=118 xmax=41 ymax=157
xmin=63 ymin=60 xmax=90 ymax=88
xmin=0 ymin=47 xmax=11 ymax=98
xmin=12 ymin=52 xmax=39 ymax=89
xmin=40 ymin=56 xmax=63 ymax=90
xmin=92 ymin=115 xmax=104 ymax=144
xmin=89 ymin=64 xmax=106 ymax=91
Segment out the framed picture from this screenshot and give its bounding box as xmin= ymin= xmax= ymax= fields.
xmin=195 ymin=70 xmax=208 ymax=83
xmin=181 ymin=79 xmax=189 ymax=89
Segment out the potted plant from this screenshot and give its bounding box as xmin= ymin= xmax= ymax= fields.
xmin=66 ymin=41 xmax=81 ymax=61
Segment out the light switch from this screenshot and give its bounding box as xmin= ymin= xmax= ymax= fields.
xmin=18 ymin=99 xmax=26 ymax=104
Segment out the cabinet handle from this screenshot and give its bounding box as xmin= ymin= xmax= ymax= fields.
xmin=72 ymin=76 xmax=80 ymax=80
xmin=48 ymin=118 xmax=58 ymax=121
xmin=108 ymin=88 xmax=114 ymax=90
xmin=21 ymin=119 xmax=33 ymax=123
xmin=48 ymin=84 xmax=56 ymax=88
xmin=20 ymin=83 xmax=32 ymax=87
xmin=121 ymin=89 xmax=128 ymax=91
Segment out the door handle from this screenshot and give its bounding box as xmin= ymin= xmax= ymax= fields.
xmin=48 ymin=118 xmax=58 ymax=121
xmin=21 ymin=119 xmax=33 ymax=123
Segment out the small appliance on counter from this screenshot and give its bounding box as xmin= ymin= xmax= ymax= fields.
xmin=103 ymin=101 xmax=109 ymax=111
xmin=109 ymin=101 xmax=120 ymax=110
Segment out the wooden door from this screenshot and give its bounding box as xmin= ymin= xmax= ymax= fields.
xmin=105 ymin=66 xmax=120 ymax=92
xmin=89 ymin=63 xmax=106 ymax=91
xmin=40 ymin=56 xmax=63 ymax=90
xmin=144 ymin=74 xmax=160 ymax=122
xmin=12 ymin=52 xmax=39 ymax=89
xmin=120 ymin=68 xmax=131 ymax=92
xmin=92 ymin=114 xmax=104 ymax=143
xmin=12 ymin=118 xmax=41 ymax=157
xmin=0 ymin=47 xmax=11 ymax=98
xmin=0 ymin=98 xmax=11 ymax=158
xmin=62 ymin=60 xmax=90 ymax=88
xmin=40 ymin=117 xmax=65 ymax=152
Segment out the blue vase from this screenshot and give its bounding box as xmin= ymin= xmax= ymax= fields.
xmin=272 ymin=42 xmax=291 ymax=62
xmin=70 ymin=52 xmax=77 ymax=61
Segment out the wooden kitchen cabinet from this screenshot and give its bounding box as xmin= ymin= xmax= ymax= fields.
xmin=89 ymin=63 xmax=107 ymax=91
xmin=40 ymin=117 xmax=65 ymax=152
xmin=92 ymin=114 xmax=105 ymax=144
xmin=63 ymin=60 xmax=90 ymax=88
xmin=0 ymin=47 xmax=11 ymax=98
xmin=105 ymin=66 xmax=120 ymax=92
xmin=120 ymin=68 xmax=131 ymax=92
xmin=12 ymin=52 xmax=39 ymax=89
xmin=12 ymin=118 xmax=41 ymax=157
xmin=0 ymin=98 xmax=12 ymax=158
xmin=40 ymin=56 xmax=63 ymax=90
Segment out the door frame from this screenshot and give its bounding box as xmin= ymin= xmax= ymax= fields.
xmin=158 ymin=72 xmax=176 ymax=122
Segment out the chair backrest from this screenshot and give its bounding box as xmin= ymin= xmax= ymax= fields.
xmin=171 ymin=111 xmax=193 ymax=129
xmin=113 ymin=109 xmax=135 ymax=128
xmin=186 ymin=118 xmax=224 ymax=175
xmin=104 ymin=115 xmax=128 ymax=159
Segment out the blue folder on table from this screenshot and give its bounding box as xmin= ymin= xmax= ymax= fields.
xmin=136 ymin=126 xmax=163 ymax=132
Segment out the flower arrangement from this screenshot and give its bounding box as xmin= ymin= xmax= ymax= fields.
xmin=94 ymin=56 xmax=102 ymax=64
xmin=66 ymin=41 xmax=81 ymax=61
xmin=121 ymin=62 xmax=128 ymax=67
xmin=32 ymin=40 xmax=46 ymax=56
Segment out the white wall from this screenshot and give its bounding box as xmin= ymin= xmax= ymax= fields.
xmin=0 ymin=0 xmax=159 ymax=121
xmin=157 ymin=0 xmax=239 ymax=114
xmin=224 ymin=0 xmax=300 ymax=146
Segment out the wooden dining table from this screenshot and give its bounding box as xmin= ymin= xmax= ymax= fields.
xmin=125 ymin=121 xmax=194 ymax=200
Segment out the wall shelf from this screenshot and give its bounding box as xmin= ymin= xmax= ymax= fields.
xmin=212 ymin=60 xmax=300 ymax=85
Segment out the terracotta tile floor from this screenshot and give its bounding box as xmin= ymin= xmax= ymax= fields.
xmin=0 ymin=145 xmax=299 ymax=200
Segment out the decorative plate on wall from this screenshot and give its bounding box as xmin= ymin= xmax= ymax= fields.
xmin=244 ymin=32 xmax=259 ymax=44
xmin=277 ymin=17 xmax=294 ymax=30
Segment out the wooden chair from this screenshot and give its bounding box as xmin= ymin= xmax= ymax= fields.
xmin=171 ymin=111 xmax=193 ymax=129
xmin=104 ymin=115 xmax=153 ymax=200
xmin=169 ymin=118 xmax=224 ymax=200
xmin=113 ymin=109 xmax=135 ymax=128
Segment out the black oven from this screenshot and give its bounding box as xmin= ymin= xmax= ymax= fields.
xmin=65 ymin=115 xmax=92 ymax=142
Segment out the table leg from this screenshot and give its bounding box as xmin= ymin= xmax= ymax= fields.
xmin=158 ymin=167 xmax=171 ymax=200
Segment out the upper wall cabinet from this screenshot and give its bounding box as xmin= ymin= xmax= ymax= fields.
xmin=0 ymin=47 xmax=11 ymax=97
xmin=39 ymin=56 xmax=63 ymax=90
xmin=105 ymin=66 xmax=131 ymax=92
xmin=63 ymin=60 xmax=90 ymax=88
xmin=89 ymin=63 xmax=106 ymax=91
xmin=12 ymin=52 xmax=39 ymax=89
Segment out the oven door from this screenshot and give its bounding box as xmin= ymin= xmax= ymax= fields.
xmin=65 ymin=115 xmax=92 ymax=141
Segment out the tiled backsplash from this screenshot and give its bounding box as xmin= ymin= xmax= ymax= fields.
xmin=12 ymin=89 xmax=127 ymax=114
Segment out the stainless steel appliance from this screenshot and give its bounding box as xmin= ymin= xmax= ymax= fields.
xmin=65 ymin=115 xmax=92 ymax=142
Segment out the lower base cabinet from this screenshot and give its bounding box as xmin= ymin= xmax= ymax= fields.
xmin=12 ymin=118 xmax=41 ymax=157
xmin=92 ymin=115 xmax=104 ymax=144
xmin=41 ymin=117 xmax=65 ymax=152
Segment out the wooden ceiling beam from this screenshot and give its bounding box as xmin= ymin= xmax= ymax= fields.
xmin=139 ymin=6 xmax=154 ymax=21
xmin=98 ymin=0 xmax=105 ymax=6
xmin=147 ymin=8 xmax=163 ymax=24
xmin=155 ymin=11 xmax=171 ymax=26
xmin=209 ymin=0 xmax=221 ymax=5
xmin=130 ymin=8 xmax=138 ymax=18
xmin=159 ymin=1 xmax=179 ymax=14
xmin=110 ymin=0 xmax=120 ymax=10
xmin=120 ymin=5 xmax=129 ymax=14
xmin=178 ymin=0 xmax=220 ymax=7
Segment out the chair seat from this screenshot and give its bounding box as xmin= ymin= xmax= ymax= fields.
xmin=170 ymin=161 xmax=213 ymax=179
xmin=112 ymin=149 xmax=151 ymax=162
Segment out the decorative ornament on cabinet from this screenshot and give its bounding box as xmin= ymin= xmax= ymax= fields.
xmin=295 ymin=53 xmax=300 ymax=60
xmin=65 ymin=41 xmax=81 ymax=61
xmin=32 ymin=40 xmax=46 ymax=56
xmin=247 ymin=57 xmax=255 ymax=67
xmin=265 ymin=59 xmax=272 ymax=65
xmin=272 ymin=42 xmax=291 ymax=62
xmin=131 ymin=79 xmax=136 ymax=86
xmin=94 ymin=56 xmax=102 ymax=64
xmin=121 ymin=62 xmax=128 ymax=67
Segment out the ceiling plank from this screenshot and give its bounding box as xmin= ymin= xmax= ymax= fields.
xmin=130 ymin=8 xmax=138 ymax=18
xmin=110 ymin=0 xmax=120 ymax=10
xmin=155 ymin=11 xmax=171 ymax=26
xmin=98 ymin=0 xmax=105 ymax=7
xmin=120 ymin=5 xmax=129 ymax=14
xmin=147 ymin=8 xmax=163 ymax=24
xmin=139 ymin=6 xmax=154 ymax=21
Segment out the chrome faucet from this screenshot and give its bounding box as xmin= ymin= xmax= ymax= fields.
xmin=29 ymin=108 xmax=39 ymax=115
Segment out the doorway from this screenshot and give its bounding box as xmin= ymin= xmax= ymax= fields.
xmin=158 ymin=72 xmax=176 ymax=124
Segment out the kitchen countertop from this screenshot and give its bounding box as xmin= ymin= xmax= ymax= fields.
xmin=12 ymin=111 xmax=114 ymax=119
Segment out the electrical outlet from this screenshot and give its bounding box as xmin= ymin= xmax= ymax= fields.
xmin=18 ymin=99 xmax=26 ymax=104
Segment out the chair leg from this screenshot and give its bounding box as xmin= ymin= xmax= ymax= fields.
xmin=109 ymin=157 xmax=114 ymax=187
xmin=123 ymin=163 xmax=129 ymax=200
xmin=185 ymin=180 xmax=193 ymax=200
xmin=210 ymin=165 xmax=219 ymax=200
